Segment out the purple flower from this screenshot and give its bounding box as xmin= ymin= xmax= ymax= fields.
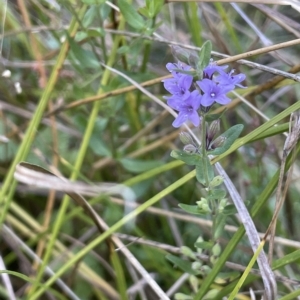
xmin=166 ymin=62 xmax=192 ymax=78
xmin=163 ymin=75 xmax=193 ymax=100
xmin=167 ymin=90 xmax=202 ymax=127
xmin=197 ymin=79 xmax=232 ymax=107
xmin=203 ymin=63 xmax=228 ymax=78
xmin=216 ymin=70 xmax=246 ymax=89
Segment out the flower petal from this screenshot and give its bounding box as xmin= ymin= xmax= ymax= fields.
xmin=167 ymin=97 xmax=182 ymax=110
xmin=215 ymin=94 xmax=231 ymax=105
xmin=201 ymin=94 xmax=215 ymax=107
xmin=172 ymin=112 xmax=188 ymax=128
xmin=166 ymin=63 xmax=176 ymax=72
xmin=189 ymin=111 xmax=201 ymax=127
xmin=216 ymin=71 xmax=246 ymax=89
xmin=190 ymin=91 xmax=202 ymax=109
xmin=179 ymin=75 xmax=193 ymax=90
xmin=203 ymin=64 xmax=228 ymax=78
xmin=197 ymin=79 xmax=214 ymax=94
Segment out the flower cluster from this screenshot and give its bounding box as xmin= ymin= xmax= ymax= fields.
xmin=162 ymin=61 xmax=246 ymax=128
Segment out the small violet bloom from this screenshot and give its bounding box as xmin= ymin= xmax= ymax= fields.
xmin=167 ymin=90 xmax=202 ymax=128
xmin=203 ymin=63 xmax=228 ymax=78
xmin=216 ymin=70 xmax=246 ymax=89
xmin=166 ymin=62 xmax=192 ymax=78
xmin=197 ymin=79 xmax=232 ymax=107
xmin=162 ymin=62 xmax=194 ymax=101
xmin=163 ymin=75 xmax=193 ymax=101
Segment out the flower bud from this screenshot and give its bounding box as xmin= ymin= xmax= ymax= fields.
xmin=179 ymin=132 xmax=193 ymax=145
xmin=209 ymin=175 xmax=224 ymax=188
xmin=171 ymin=45 xmax=190 ymax=64
xmin=201 ymin=203 xmax=210 ymax=213
xmin=175 ymin=293 xmax=193 ymax=300
xmin=189 ymin=275 xmax=199 ymax=292
xmin=207 ymin=120 xmax=220 ymax=143
xmin=212 ymin=243 xmax=221 ymax=257
xmin=218 ymin=198 xmax=228 ymax=214
xmin=210 ymin=136 xmax=226 ymax=149
xmin=191 ymin=261 xmax=202 ymax=270
xmin=200 ymin=265 xmax=211 ymax=276
xmin=210 ymin=255 xmax=219 ymax=265
xmin=180 ymin=246 xmax=196 ymax=260
xmin=219 ymin=198 xmax=227 ymax=208
xmin=196 ymin=198 xmax=211 ymax=213
xmin=188 ymin=52 xmax=199 ymax=69
xmin=195 ymin=236 xmax=204 ymax=254
xmin=197 ymin=197 xmax=208 ymax=206
xmin=183 ymin=144 xmax=197 ymax=154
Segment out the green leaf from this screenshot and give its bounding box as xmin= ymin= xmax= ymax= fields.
xmin=67 ymin=35 xmax=100 ymax=69
xmin=90 ymin=138 xmax=111 ymax=157
xmin=200 ymin=40 xmax=212 ymax=65
xmin=197 ymin=40 xmax=212 ymax=76
xmin=86 ymin=28 xmax=105 ymax=37
xmin=210 ymin=188 xmax=227 ymax=200
xmin=222 ymin=204 xmax=237 ymax=215
xmin=118 ymin=0 xmax=145 ymax=30
xmin=195 ymin=157 xmax=214 ymax=185
xmin=82 ymin=5 xmax=100 ymax=28
xmin=139 ymin=0 xmax=164 ymax=18
xmin=170 ymin=150 xmax=201 ymax=165
xmin=178 ymin=204 xmax=208 ymax=215
xmin=75 ymin=29 xmax=104 ymax=42
xmin=138 ymin=6 xmax=150 ymax=18
xmin=152 ymin=0 xmax=164 ymax=16
xmin=208 ymin=124 xmax=244 ymax=156
xmin=117 ymin=45 xmax=130 ymax=54
xmin=166 ymin=254 xmax=199 ymax=275
xmin=194 ymin=241 xmax=213 ymax=250
xmin=100 ymin=1 xmax=111 ymax=19
xmin=119 ymin=158 xmax=163 ymax=173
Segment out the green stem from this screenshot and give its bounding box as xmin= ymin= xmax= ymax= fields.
xmin=200 ymin=115 xmax=209 ymax=187
xmin=140 ymin=39 xmax=152 ymax=73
